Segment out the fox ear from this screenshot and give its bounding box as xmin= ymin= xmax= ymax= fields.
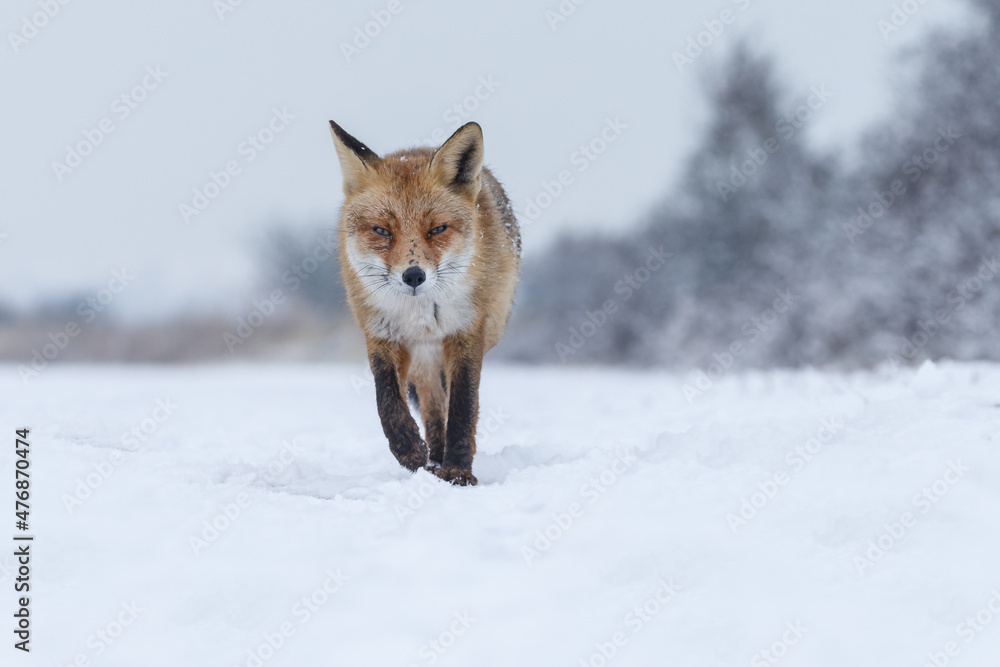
xmin=430 ymin=122 xmax=484 ymax=199
xmin=329 ymin=120 xmax=380 ymax=196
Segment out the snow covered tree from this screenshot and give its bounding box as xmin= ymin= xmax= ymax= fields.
xmin=633 ymin=43 xmax=834 ymax=367
xmin=504 ymin=3 xmax=1000 ymax=370
xmin=834 ymin=0 xmax=1000 ymax=364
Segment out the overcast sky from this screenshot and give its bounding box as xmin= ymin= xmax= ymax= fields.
xmin=0 ymin=0 xmax=969 ymax=320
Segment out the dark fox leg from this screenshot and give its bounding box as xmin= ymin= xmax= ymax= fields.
xmin=367 ymin=340 xmax=427 ymax=472
xmin=437 ymin=332 xmax=484 ymax=486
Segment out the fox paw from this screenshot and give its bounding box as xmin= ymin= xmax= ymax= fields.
xmin=433 ymin=466 xmax=477 ymax=486
xmin=395 ymin=442 xmax=428 ymax=472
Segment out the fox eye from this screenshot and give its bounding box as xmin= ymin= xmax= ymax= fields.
xmin=371 ymin=226 xmax=392 ymax=238
xmin=428 ymin=225 xmax=448 ymax=237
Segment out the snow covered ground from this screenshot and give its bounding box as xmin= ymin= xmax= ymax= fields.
xmin=2 ymin=360 xmax=999 ymax=666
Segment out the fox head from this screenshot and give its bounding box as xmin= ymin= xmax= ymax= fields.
xmin=329 ymin=120 xmax=485 ymax=300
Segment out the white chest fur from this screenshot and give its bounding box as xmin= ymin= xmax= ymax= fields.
xmin=365 ymin=285 xmax=475 ymax=343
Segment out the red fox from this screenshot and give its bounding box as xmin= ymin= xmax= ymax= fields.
xmin=329 ymin=120 xmax=520 ymax=486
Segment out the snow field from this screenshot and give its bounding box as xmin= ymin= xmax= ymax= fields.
xmin=1 ymin=360 xmax=998 ymax=666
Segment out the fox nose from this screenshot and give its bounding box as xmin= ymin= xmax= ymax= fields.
xmin=401 ymin=266 xmax=426 ymax=289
